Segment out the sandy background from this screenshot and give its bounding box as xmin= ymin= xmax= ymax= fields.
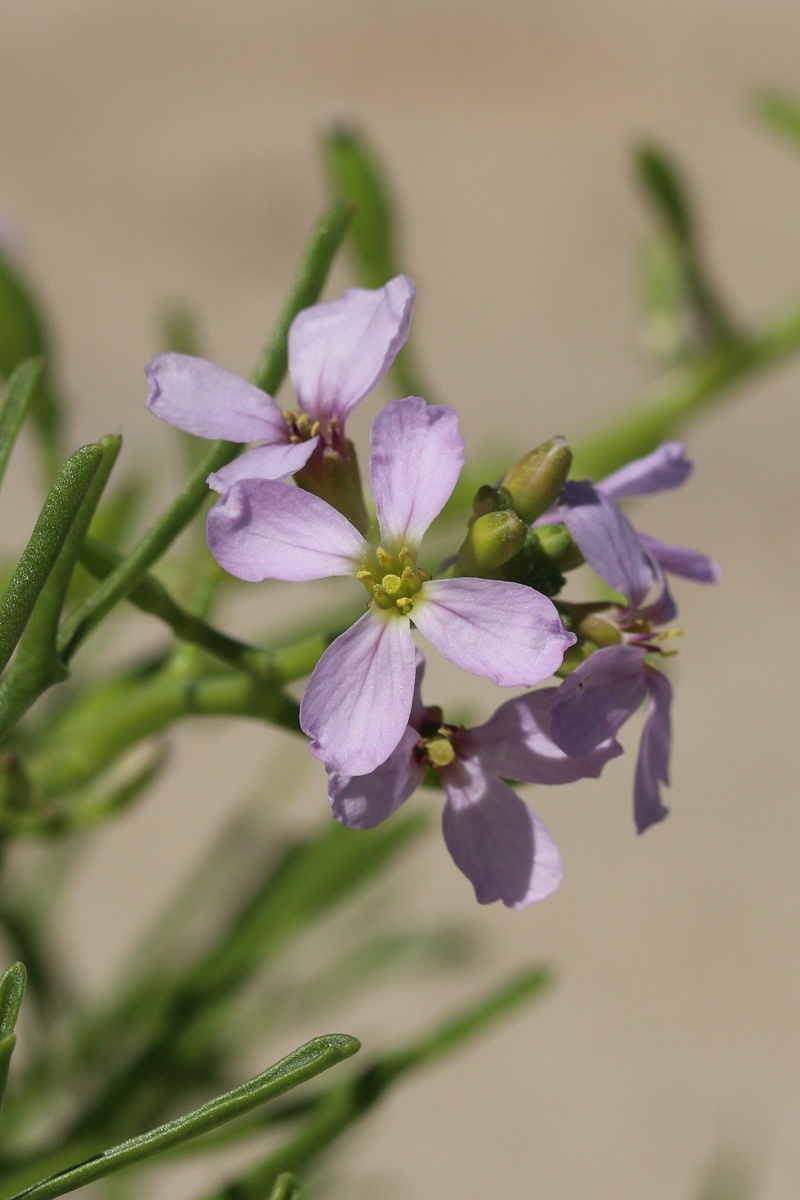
xmin=1 ymin=1 xmax=799 ymax=1197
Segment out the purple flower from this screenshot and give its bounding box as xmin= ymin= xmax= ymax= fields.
xmin=546 ymin=442 xmax=720 ymax=621
xmin=329 ymin=654 xmax=622 ymax=907
xmin=550 ymin=643 xmax=671 ymax=833
xmin=208 ymin=396 xmax=576 ymax=776
xmin=145 ymin=275 xmax=416 ymax=493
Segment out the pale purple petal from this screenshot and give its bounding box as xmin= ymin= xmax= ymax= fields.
xmin=328 ymin=726 xmax=424 ymax=830
xmin=634 ymin=666 xmax=673 ymax=833
xmin=412 ymin=578 xmax=574 ymax=687
xmin=289 ymin=276 xmax=416 ymax=423
xmin=300 ymin=610 xmax=417 ymax=775
xmin=370 ymin=397 xmax=464 ymax=549
xmin=145 ymin=354 xmax=286 ymax=442
xmin=550 ymin=644 xmax=649 ymax=757
xmin=559 ymin=480 xmax=655 ymax=608
xmin=638 ymin=532 xmax=722 ymax=584
xmin=599 ymin=442 xmax=692 ymax=500
xmin=441 ymin=759 xmax=563 ymax=907
xmin=462 ymin=687 xmax=623 ymax=785
xmin=207 ymin=438 xmax=319 ymax=492
xmin=206 ymin=478 xmax=368 ymax=582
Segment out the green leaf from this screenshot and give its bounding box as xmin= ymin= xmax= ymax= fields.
xmin=0 ymin=251 xmax=64 ymax=479
xmin=754 ymin=88 xmax=800 ymax=149
xmin=2 ymin=1035 xmax=359 ymax=1200
xmin=322 ymin=124 xmax=400 ymax=290
xmin=0 ymin=442 xmax=103 ymax=676
xmin=635 ymin=143 xmax=695 ymax=244
xmin=0 ymin=359 xmax=42 ymax=491
xmin=320 ymin=124 xmax=431 ymax=400
xmin=0 ymin=961 xmax=26 ymax=1114
xmin=267 ymin=1174 xmax=304 ymax=1200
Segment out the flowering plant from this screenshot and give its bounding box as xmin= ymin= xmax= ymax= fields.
xmin=0 ymin=114 xmax=789 ymax=1200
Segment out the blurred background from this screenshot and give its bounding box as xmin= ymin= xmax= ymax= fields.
xmin=1 ymin=1 xmax=799 ymax=1196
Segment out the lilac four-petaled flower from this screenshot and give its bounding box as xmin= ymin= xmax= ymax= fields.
xmin=145 ymin=275 xmax=416 ymax=492
xmin=547 ymin=442 xmax=720 ymax=832
xmin=545 ymin=442 xmax=720 ymax=622
xmin=329 ymin=654 xmax=622 ymax=907
xmin=208 ymin=396 xmax=576 ymax=777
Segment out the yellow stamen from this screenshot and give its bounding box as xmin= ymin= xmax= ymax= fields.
xmin=426 ymin=738 xmax=456 ymax=768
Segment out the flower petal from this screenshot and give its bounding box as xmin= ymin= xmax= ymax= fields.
xmin=441 ymin=759 xmax=563 ymax=907
xmin=145 ymin=353 xmax=286 ymax=442
xmin=550 ymin=644 xmax=648 ymax=757
xmin=559 ymin=480 xmax=655 ymax=608
xmin=638 ymin=532 xmax=722 ymax=584
xmin=300 ymin=609 xmax=417 ymax=775
xmin=634 ymin=666 xmax=672 ymax=833
xmin=370 ymin=397 xmax=465 ymax=549
xmin=599 ymin=442 xmax=692 ymax=500
xmin=206 ymin=478 xmax=368 ymax=581
xmin=207 ymin=438 xmax=319 ymax=492
xmin=412 ymin=577 xmax=574 ymax=687
xmin=409 ymin=649 xmax=427 ymax=728
xmin=328 ymin=726 xmax=424 ymax=830
xmin=461 ymin=687 xmax=623 ymax=784
xmin=289 ymin=276 xmax=416 ymax=424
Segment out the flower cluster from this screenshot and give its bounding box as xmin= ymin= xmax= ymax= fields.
xmin=145 ymin=277 xmax=719 ymax=907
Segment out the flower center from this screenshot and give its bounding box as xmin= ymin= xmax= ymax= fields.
xmin=356 ymin=546 xmax=432 ymax=616
xmin=415 ymin=707 xmax=462 ymax=771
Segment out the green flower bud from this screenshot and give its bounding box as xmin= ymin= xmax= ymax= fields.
xmin=458 ymin=510 xmax=528 ymax=576
xmin=501 ymin=437 xmax=573 ymax=524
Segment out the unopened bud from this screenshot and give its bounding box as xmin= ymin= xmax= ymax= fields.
xmin=501 ymin=437 xmax=572 ymax=524
xmin=458 ymin=510 xmax=528 ymax=576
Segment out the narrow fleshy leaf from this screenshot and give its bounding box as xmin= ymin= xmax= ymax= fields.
xmin=146 ymin=354 xmax=286 ymax=442
xmin=412 ymin=577 xmax=573 ymax=687
xmin=598 ymin=441 xmax=692 ymax=500
xmin=462 ymin=687 xmax=623 ymax=785
xmin=289 ymin=276 xmax=415 ymax=423
xmin=0 ymin=443 xmax=103 ymax=674
xmin=634 ymin=666 xmax=673 ymax=833
xmin=441 ymin=760 xmax=562 ymax=907
xmin=0 ymin=358 xmax=42 ymax=491
xmin=370 ymin=397 xmax=464 ymax=549
xmin=300 ymin=609 xmax=416 ymax=775
xmin=206 ymin=479 xmax=368 ymax=582
xmin=550 ymin=644 xmax=649 ymax=757
xmin=0 ymin=962 xmax=26 ymax=1115
xmin=329 ymin=725 xmax=424 ymax=829
xmin=3 ymin=1036 xmax=360 ymax=1200
xmin=207 ymin=439 xmax=318 ymax=492
xmin=322 ymin=124 xmax=401 ymax=291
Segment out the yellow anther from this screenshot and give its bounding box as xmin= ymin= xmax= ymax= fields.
xmin=426 ymin=738 xmax=456 ymax=768
xmin=395 ymin=597 xmax=413 ymax=615
xmin=382 ymin=573 xmax=403 ymax=595
xmin=376 ymin=546 xmax=393 ymax=568
xmin=310 ymin=421 xmax=321 ymax=437
xmin=356 ymin=569 xmax=373 ymax=582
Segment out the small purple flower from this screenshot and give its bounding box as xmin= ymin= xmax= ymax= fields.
xmin=545 ymin=442 xmax=720 ymax=621
xmin=550 ymin=643 xmax=671 ymax=833
xmin=330 ymin=654 xmax=622 ymax=907
xmin=208 ymin=396 xmax=576 ymax=777
xmin=145 ymin=275 xmax=416 ymax=493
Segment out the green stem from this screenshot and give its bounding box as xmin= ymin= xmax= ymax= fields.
xmin=27 ymin=658 xmax=309 ymax=799
xmin=572 ymin=297 xmax=800 ymax=479
xmin=57 ymin=200 xmax=353 ymax=664
xmin=1 ymin=1035 xmax=359 ymax=1200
